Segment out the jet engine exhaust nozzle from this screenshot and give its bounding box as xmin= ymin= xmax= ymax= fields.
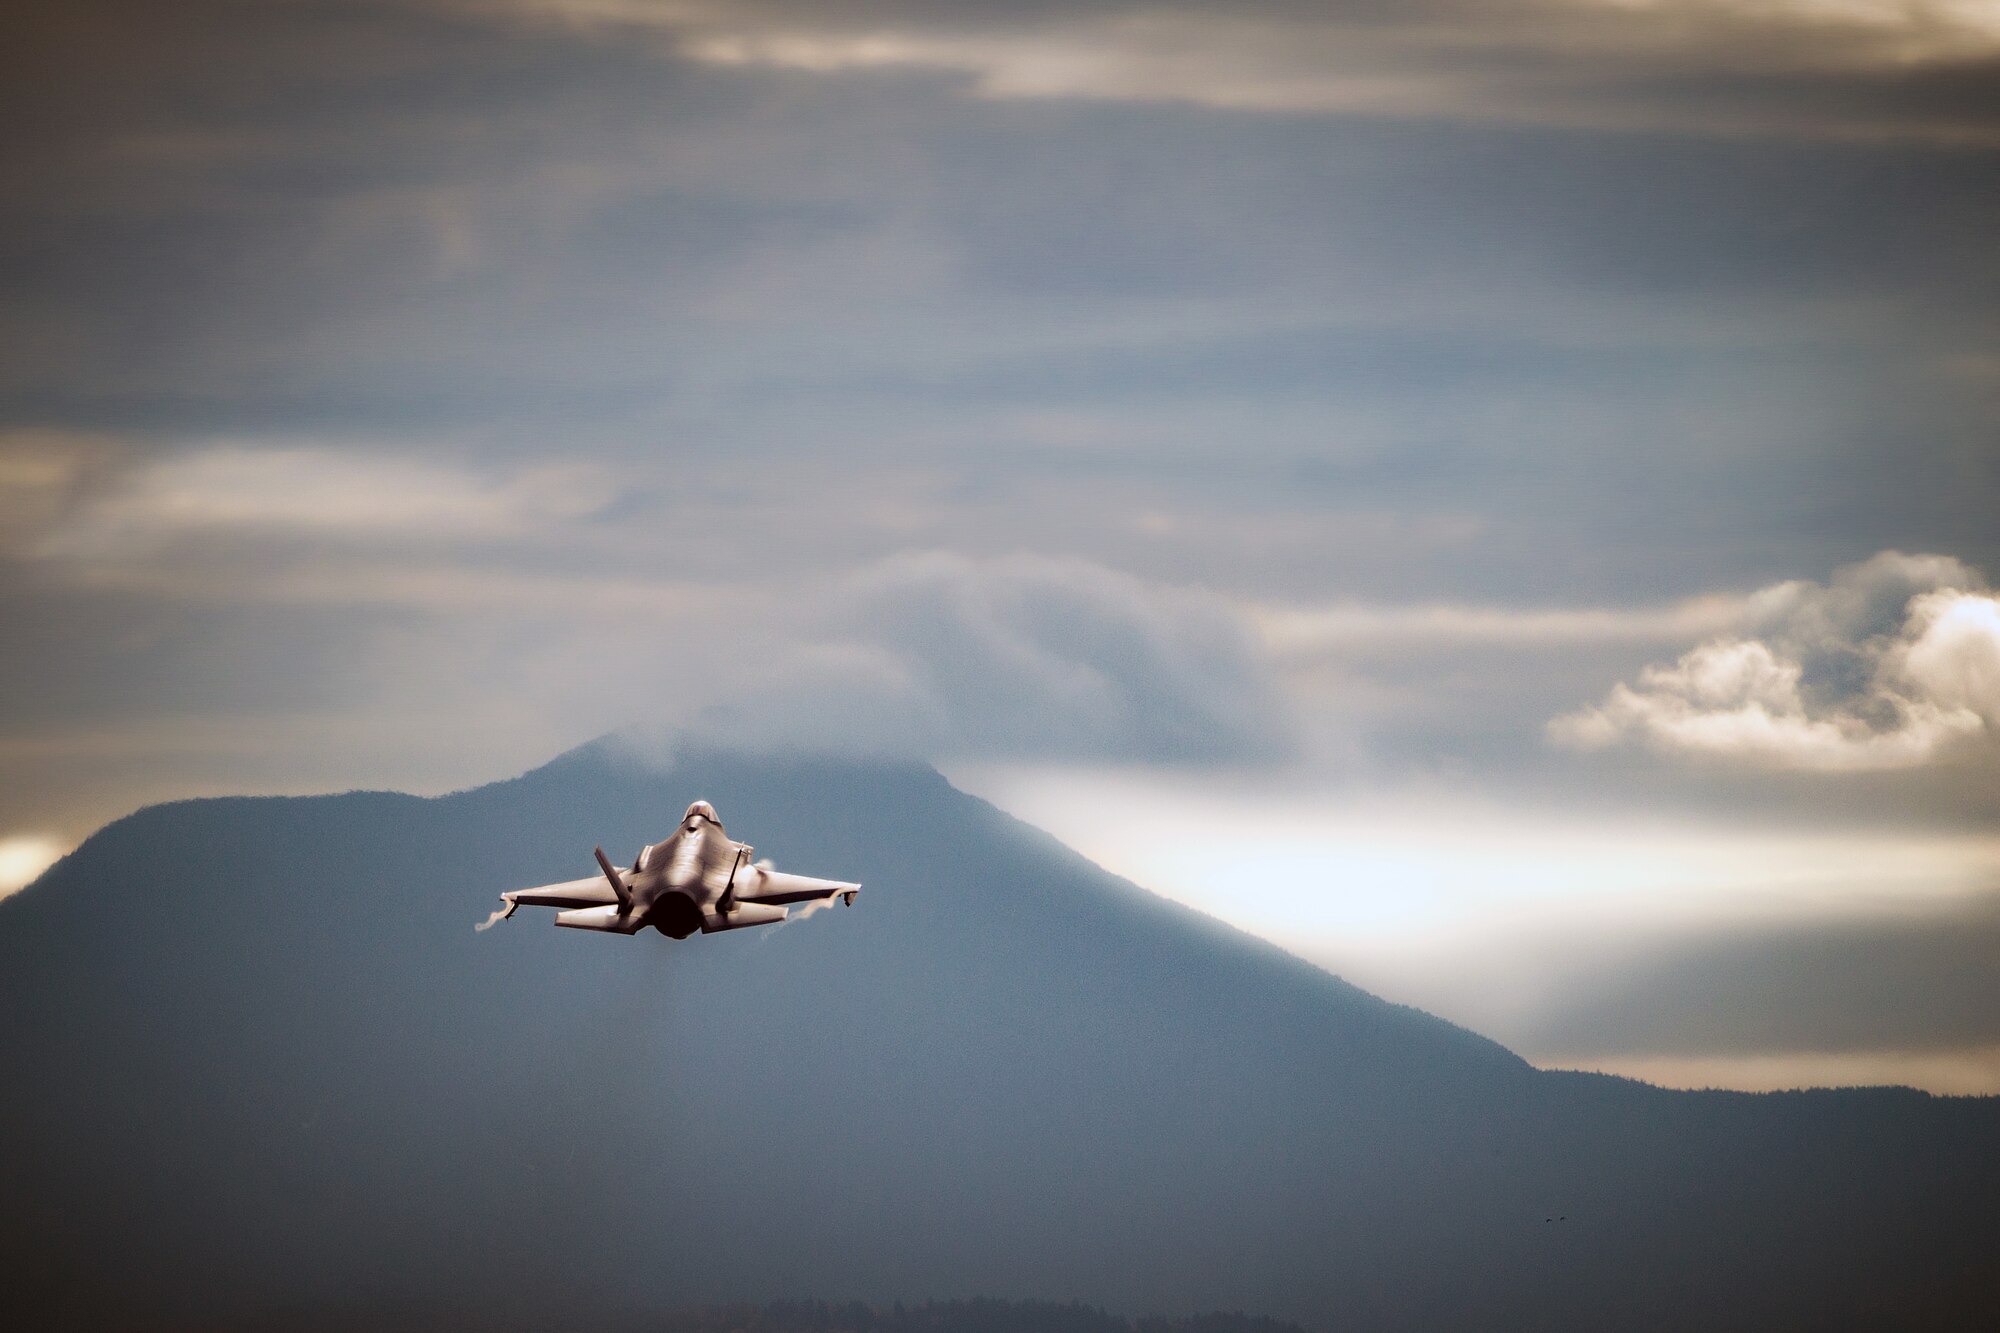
xmin=650 ymin=892 xmax=705 ymax=940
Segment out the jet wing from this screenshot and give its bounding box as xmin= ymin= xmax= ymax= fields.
xmin=501 ymin=874 xmax=621 ymax=911
xmin=732 ymin=866 xmax=861 ymax=907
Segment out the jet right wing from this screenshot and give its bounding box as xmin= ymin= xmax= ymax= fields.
xmin=498 ymin=874 xmax=621 ymax=915
xmin=496 ymin=844 xmax=632 ymax=920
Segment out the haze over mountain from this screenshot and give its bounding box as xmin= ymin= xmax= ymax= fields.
xmin=4 ymin=742 xmax=1995 ymax=1331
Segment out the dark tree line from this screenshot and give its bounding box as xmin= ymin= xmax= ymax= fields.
xmin=662 ymin=1299 xmax=1310 ymax=1333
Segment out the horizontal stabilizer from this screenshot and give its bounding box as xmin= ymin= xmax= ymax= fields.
xmin=554 ymin=905 xmax=643 ymax=934
xmin=734 ymin=866 xmax=862 ymax=907
xmin=702 ymin=902 xmax=787 ymax=933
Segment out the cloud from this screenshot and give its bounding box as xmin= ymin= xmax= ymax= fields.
xmin=1253 ymin=594 xmax=1749 ymax=654
xmin=689 ymin=551 xmax=1291 ymax=765
xmin=508 ymin=0 xmax=2000 ymax=143
xmin=5 ymin=1 xmax=1998 ymax=848
xmin=1550 ymin=551 xmax=2000 ymax=770
xmin=38 ymin=445 xmax=613 ymax=560
xmin=0 ymin=431 xmax=122 ymax=553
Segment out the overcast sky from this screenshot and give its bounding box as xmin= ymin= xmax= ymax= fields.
xmin=5 ymin=0 xmax=2000 ymax=1091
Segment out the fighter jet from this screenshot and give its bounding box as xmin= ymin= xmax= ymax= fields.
xmin=488 ymin=800 xmax=859 ymax=938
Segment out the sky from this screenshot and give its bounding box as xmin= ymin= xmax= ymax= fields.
xmin=4 ymin=0 xmax=1999 ymax=1091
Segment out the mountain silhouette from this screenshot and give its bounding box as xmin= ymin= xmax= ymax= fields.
xmin=3 ymin=742 xmax=1995 ymax=1331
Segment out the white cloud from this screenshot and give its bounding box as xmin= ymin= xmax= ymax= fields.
xmin=38 ymin=445 xmax=612 ymax=560
xmin=1550 ymin=552 xmax=2000 ymax=770
xmin=1897 ymin=589 xmax=2000 ymax=719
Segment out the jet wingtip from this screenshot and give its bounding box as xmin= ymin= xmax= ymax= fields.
xmin=474 ymin=897 xmax=516 ymax=933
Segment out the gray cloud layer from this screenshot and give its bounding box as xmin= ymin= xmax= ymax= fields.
xmin=498 ymin=0 xmax=2000 ymax=143
xmin=3 ymin=2 xmax=1997 ymax=899
xmin=688 ymin=552 xmax=1290 ymax=763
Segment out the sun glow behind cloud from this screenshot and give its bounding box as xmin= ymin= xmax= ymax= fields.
xmin=0 ymin=835 xmax=65 ymax=901
xmin=1561 ymin=1046 xmax=2000 ymax=1096
xmin=963 ymin=769 xmax=2000 ymax=944
xmin=953 ymin=765 xmax=2000 ymax=1090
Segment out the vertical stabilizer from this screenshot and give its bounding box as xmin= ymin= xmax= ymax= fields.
xmin=592 ymin=845 xmax=632 ymax=911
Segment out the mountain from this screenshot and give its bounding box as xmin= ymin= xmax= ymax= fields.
xmin=3 ymin=743 xmax=1995 ymax=1331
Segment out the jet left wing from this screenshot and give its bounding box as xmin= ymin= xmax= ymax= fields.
xmin=731 ymin=865 xmax=861 ymax=907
